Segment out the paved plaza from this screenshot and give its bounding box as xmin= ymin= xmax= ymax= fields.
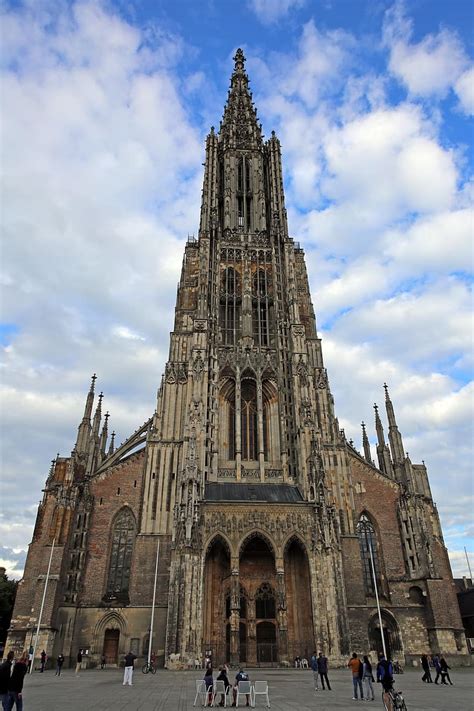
xmin=18 ymin=666 xmax=473 ymax=711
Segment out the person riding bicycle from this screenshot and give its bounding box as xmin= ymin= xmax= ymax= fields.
xmin=377 ymin=653 xmax=394 ymax=711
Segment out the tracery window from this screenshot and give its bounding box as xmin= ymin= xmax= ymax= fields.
xmin=220 ymin=262 xmax=241 ymax=345
xmin=241 ymin=378 xmax=258 ymax=460
xmin=106 ymin=508 xmax=136 ymax=600
xmin=252 ymin=267 xmax=272 ymax=346
xmin=255 ymin=583 xmax=276 ymax=619
xmin=356 ymin=513 xmax=381 ymax=596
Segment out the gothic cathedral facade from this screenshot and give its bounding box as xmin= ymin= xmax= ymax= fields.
xmin=7 ymin=50 xmax=468 ymax=667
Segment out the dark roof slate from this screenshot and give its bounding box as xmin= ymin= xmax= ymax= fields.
xmin=205 ymin=482 xmax=304 ymax=503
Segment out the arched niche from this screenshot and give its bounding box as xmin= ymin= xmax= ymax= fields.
xmin=284 ymin=536 xmax=314 ymax=660
xmin=202 ymin=536 xmax=231 ymax=661
xmin=368 ymin=609 xmax=403 ymax=660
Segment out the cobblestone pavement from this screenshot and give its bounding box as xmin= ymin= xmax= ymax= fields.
xmin=19 ymin=666 xmax=473 ymax=711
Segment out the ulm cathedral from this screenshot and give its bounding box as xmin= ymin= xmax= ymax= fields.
xmin=7 ymin=50 xmax=467 ymax=668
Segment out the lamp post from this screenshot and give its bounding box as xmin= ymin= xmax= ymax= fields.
xmin=30 ymin=538 xmax=55 ymax=674
xmin=147 ymin=538 xmax=160 ymax=667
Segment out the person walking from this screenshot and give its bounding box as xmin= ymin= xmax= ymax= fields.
xmin=377 ymin=653 xmax=394 ymax=711
xmin=75 ymin=649 xmax=83 ymax=676
xmin=421 ymin=654 xmax=432 ymax=682
xmin=310 ymin=651 xmax=319 ymax=691
xmin=432 ymin=654 xmax=442 ymax=683
xmin=100 ymin=655 xmax=106 ymax=670
xmin=40 ymin=650 xmax=46 ymax=673
xmin=55 ymin=654 xmax=64 ymax=676
xmin=348 ymin=652 xmax=364 ymax=700
xmin=204 ymin=667 xmax=214 ymax=706
xmin=122 ymin=651 xmax=137 ymax=687
xmin=6 ymin=651 xmax=28 ymax=711
xmin=0 ymin=651 xmax=14 ymax=711
xmin=362 ymin=655 xmax=375 ymax=701
xmin=440 ymin=657 xmax=453 ymax=685
xmin=317 ymin=652 xmax=331 ymax=691
xmin=216 ymin=666 xmax=230 ymax=707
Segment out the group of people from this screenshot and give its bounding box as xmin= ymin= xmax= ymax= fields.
xmin=0 ymin=650 xmax=28 ymax=711
xmin=310 ymin=652 xmax=331 ymax=691
xmin=348 ymin=652 xmax=394 ymax=703
xmin=203 ymin=664 xmax=251 ymax=707
xmin=420 ymin=654 xmax=453 ymax=685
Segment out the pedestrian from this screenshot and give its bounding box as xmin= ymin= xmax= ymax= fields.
xmin=204 ymin=666 xmax=214 ymax=705
xmin=6 ymin=650 xmax=28 ymax=711
xmin=348 ymin=652 xmax=364 ymax=700
xmin=232 ymin=667 xmax=250 ymax=707
xmin=100 ymin=655 xmax=106 ymax=670
xmin=55 ymin=654 xmax=64 ymax=676
xmin=317 ymin=652 xmax=331 ymax=690
xmin=27 ymin=648 xmax=33 ymax=673
xmin=377 ymin=653 xmax=394 ymax=711
xmin=439 ymin=657 xmax=453 ymax=685
xmin=216 ymin=666 xmax=230 ymax=707
xmin=0 ymin=651 xmax=15 ymax=710
xmin=310 ymin=650 xmax=319 ymax=691
xmin=362 ymin=655 xmax=375 ymax=701
xmin=75 ymin=649 xmax=83 ymax=676
xmin=122 ymin=650 xmax=137 ymax=686
xmin=432 ymin=654 xmax=441 ymax=683
xmin=40 ymin=650 xmax=47 ymax=673
xmin=421 ymin=654 xmax=432 ymax=683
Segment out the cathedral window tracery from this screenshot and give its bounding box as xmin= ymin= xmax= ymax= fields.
xmin=220 ymin=263 xmax=241 ymax=345
xmin=241 ymin=378 xmax=258 ymax=461
xmin=105 ymin=508 xmax=136 ymax=602
xmin=356 ymin=513 xmax=382 ymax=596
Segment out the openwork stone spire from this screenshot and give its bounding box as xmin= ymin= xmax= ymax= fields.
xmin=220 ymin=48 xmax=262 ymax=149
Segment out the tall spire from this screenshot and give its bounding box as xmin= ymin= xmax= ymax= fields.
xmin=100 ymin=411 xmax=109 ymax=457
xmin=361 ymin=421 xmax=373 ymax=464
xmin=86 ymin=392 xmax=103 ymax=476
xmin=384 ymin=383 xmax=405 ymax=464
xmin=75 ymin=374 xmax=96 ymax=455
xmin=220 ymin=48 xmax=263 ymax=150
xmin=374 ymin=403 xmax=394 ymax=478
xmin=108 ymin=431 xmax=116 ymax=457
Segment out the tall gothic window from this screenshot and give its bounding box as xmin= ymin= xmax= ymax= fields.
xmin=252 ymin=266 xmax=271 ymax=346
xmin=255 ymin=583 xmax=276 ymax=619
xmin=356 ymin=513 xmax=381 ymax=596
xmin=241 ymin=378 xmax=258 ymax=460
xmin=106 ymin=508 xmax=136 ymax=601
xmin=220 ymin=263 xmax=241 ymax=345
xmin=236 ymin=158 xmax=252 ymax=230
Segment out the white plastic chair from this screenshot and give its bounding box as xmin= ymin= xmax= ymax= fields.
xmin=212 ymin=679 xmax=230 ymax=707
xmin=194 ymin=680 xmax=212 ymax=707
xmin=236 ymin=680 xmax=253 ymax=707
xmin=252 ymin=681 xmax=270 ymax=708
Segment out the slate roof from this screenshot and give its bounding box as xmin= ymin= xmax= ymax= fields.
xmin=205 ymin=482 xmax=304 ymax=503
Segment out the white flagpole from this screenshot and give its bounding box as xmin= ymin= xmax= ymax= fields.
xmin=367 ymin=536 xmax=387 ymax=659
xmin=30 ymin=538 xmax=55 ymax=674
xmin=147 ymin=538 xmax=161 ymax=667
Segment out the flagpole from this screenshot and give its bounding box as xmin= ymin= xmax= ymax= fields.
xmin=366 ymin=534 xmax=387 ymax=659
xmin=30 ymin=538 xmax=55 ymax=674
xmin=147 ymin=538 xmax=160 ymax=667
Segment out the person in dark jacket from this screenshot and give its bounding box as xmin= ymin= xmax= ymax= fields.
xmin=55 ymin=654 xmax=64 ymax=676
xmin=440 ymin=657 xmax=453 ymax=685
xmin=377 ymin=654 xmax=394 ymax=711
xmin=310 ymin=651 xmax=319 ymax=691
xmin=40 ymin=650 xmax=46 ymax=673
xmin=421 ymin=654 xmax=432 ymax=682
xmin=432 ymin=654 xmax=442 ymax=683
xmin=0 ymin=652 xmax=14 ymax=710
xmin=6 ymin=651 xmax=28 ymax=711
xmin=123 ymin=651 xmax=137 ymax=686
xmin=362 ymin=655 xmax=375 ymax=701
xmin=216 ymin=666 xmax=230 ymax=707
xmin=317 ymin=652 xmax=331 ymax=690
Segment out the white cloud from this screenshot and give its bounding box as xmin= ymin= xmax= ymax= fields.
xmin=455 ymin=67 xmax=474 ymax=116
xmin=248 ymin=0 xmax=305 ymax=24
xmin=383 ymin=2 xmax=470 ymax=107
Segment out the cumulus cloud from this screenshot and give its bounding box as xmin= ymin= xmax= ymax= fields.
xmin=455 ymin=67 xmax=474 ymax=115
xmin=383 ymin=2 xmax=470 ymax=107
xmin=248 ymin=0 xmax=305 ymax=25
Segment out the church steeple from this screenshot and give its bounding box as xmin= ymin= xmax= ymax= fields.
xmin=384 ymin=383 xmax=405 ymax=464
xmin=75 ymin=374 xmax=96 ymax=455
xmin=220 ymin=48 xmax=263 ymax=151
xmin=361 ymin=421 xmax=373 ymax=465
xmin=374 ymin=403 xmax=394 ymax=478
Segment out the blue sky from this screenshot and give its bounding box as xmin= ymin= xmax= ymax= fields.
xmin=0 ymin=0 xmax=472 ymax=579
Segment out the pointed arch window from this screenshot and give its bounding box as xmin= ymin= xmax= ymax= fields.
xmin=106 ymin=508 xmax=136 ymax=601
xmin=241 ymin=378 xmax=258 ymax=460
xmin=252 ymin=267 xmax=272 ymax=346
xmin=255 ymin=583 xmax=276 ymax=619
xmin=356 ymin=513 xmax=381 ymax=596
xmin=220 ymin=264 xmax=241 ymax=345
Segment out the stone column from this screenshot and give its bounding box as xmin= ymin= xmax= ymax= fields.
xmin=247 ymin=596 xmax=256 ymax=665
xmin=230 ymin=567 xmax=240 ymax=666
xmin=276 ymin=567 xmax=289 ymax=664
xmin=257 ymin=376 xmax=265 ymax=480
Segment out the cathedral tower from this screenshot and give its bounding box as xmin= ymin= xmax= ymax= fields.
xmin=6 ymin=50 xmax=467 ymax=669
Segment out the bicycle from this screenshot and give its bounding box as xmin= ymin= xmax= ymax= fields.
xmin=382 ymin=687 xmax=407 ymax=710
xmin=142 ymin=662 xmax=157 ymax=674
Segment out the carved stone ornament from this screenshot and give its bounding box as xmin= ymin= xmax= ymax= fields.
xmin=296 ymin=356 xmax=309 ymax=386
xmin=299 ymin=399 xmax=313 ymax=427
xmin=192 ymin=351 xmax=205 ymax=380
xmin=291 ymin=325 xmax=305 ymax=338
xmin=194 ymin=319 xmax=207 ymax=332
xmin=165 ymin=363 xmax=176 ymax=384
xmin=316 ymin=368 xmax=328 ymax=389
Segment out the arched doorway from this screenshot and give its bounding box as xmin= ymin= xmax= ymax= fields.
xmin=103 ymin=629 xmax=120 ymax=665
xmin=239 ymin=534 xmax=277 ymax=665
xmin=368 ymin=611 xmax=403 ymax=660
xmin=203 ymin=537 xmax=231 ymax=662
xmin=284 ymin=537 xmax=314 ymax=661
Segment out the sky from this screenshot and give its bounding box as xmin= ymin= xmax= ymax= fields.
xmin=0 ymin=0 xmax=472 ymax=581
